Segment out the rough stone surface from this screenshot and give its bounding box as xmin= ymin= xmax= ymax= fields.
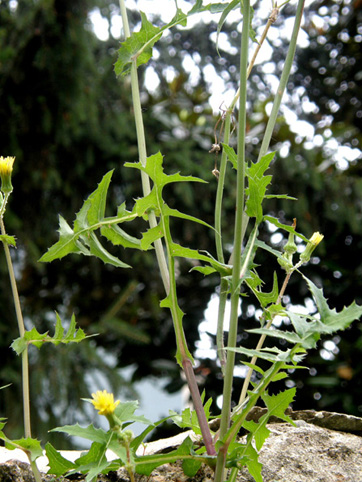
xmin=237 ymin=421 xmax=362 ymax=482
xmin=1 ymin=416 xmax=362 ymax=481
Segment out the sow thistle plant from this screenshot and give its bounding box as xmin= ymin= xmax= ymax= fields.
xmin=1 ymin=1 xmax=362 ymax=482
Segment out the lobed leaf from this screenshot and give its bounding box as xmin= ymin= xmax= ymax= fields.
xmin=247 ymin=271 xmax=279 ymax=308
xmin=45 ymin=442 xmax=77 ymax=476
xmin=40 ymin=171 xmax=140 ymax=266
xmin=304 ymin=275 xmax=362 ymax=333
xmin=11 ymin=313 xmax=89 ymax=355
xmin=0 ymin=435 xmax=43 ymax=462
xmin=245 ymin=153 xmax=275 ymax=223
xmin=115 ymin=3 xmax=231 ymax=76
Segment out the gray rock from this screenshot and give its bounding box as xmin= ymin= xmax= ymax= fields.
xmin=237 ymin=422 xmax=362 ymax=482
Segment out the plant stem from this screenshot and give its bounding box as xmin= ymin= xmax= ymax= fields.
xmin=119 ymin=0 xmax=215 ymax=455
xmin=0 ymin=216 xmax=31 ymax=439
xmin=237 ymin=270 xmax=293 ymax=407
xmin=119 ymin=0 xmax=169 ymax=293
xmin=257 ymin=0 xmax=305 ymax=162
xmin=214 ymin=4 xmax=277 ymax=377
xmin=236 ymin=0 xmax=305 ymax=410
xmin=214 ymin=112 xmax=232 ymax=265
xmin=214 ymin=0 xmax=250 ymax=479
xmin=214 ymin=111 xmax=232 ymax=372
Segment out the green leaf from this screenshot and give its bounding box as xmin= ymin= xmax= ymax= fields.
xmin=245 ymin=153 xmax=275 ymax=223
xmin=140 ymin=224 xmax=163 ymax=250
xmin=264 ymin=194 xmax=297 ymax=201
xmin=304 ymin=275 xmax=362 ymax=333
xmin=226 ymin=441 xmax=263 ymax=482
xmin=45 ymin=442 xmax=77 ymax=476
xmin=88 ymin=231 xmax=131 ymax=268
xmin=126 ymin=152 xmax=206 ymax=189
xmin=135 ymin=437 xmax=199 ymax=476
xmin=115 ymin=4 xmax=231 ymax=76
xmin=40 ymin=171 xmax=139 ymax=266
xmin=40 ymin=215 xmax=84 ymax=261
xmin=261 ymin=388 xmax=296 ymax=426
xmin=170 ymin=396 xmax=213 ymax=436
xmin=228 ymin=345 xmax=305 ymax=364
xmin=163 ymin=205 xmax=213 ymax=230
xmin=11 ymin=313 xmax=88 ymax=355
xmin=242 ymin=388 xmax=295 ymax=453
xmin=190 ymin=265 xmax=217 ymax=276
xmin=170 ymin=243 xmax=231 ymax=276
xmin=0 ymin=234 xmax=16 ymax=247
xmin=51 ymin=424 xmax=111 ymax=444
xmin=115 ymin=12 xmax=162 ymax=76
xmin=182 ymin=456 xmax=202 ymax=477
xmin=263 ymin=215 xmax=309 ymax=243
xmin=2 ymin=437 xmax=43 ymax=462
xmin=222 ymin=144 xmax=238 ymax=169
xmin=71 ymin=442 xmax=112 ymax=482
xmin=101 ymin=224 xmax=142 ymax=250
xmin=113 ymin=400 xmax=153 ymax=426
xmin=246 ymin=271 xmax=279 ymax=308
xmin=285 ymin=312 xmax=322 ymax=349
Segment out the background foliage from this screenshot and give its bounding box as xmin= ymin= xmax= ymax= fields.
xmin=0 ymin=0 xmax=361 ymax=446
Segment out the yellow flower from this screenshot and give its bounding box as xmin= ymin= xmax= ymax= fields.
xmin=0 ymin=156 xmax=15 ymax=176
xmin=309 ymin=232 xmax=324 ymax=246
xmin=91 ymin=390 xmax=120 ymax=416
xmin=300 ymin=231 xmax=324 ymax=263
xmin=0 ymin=156 xmax=15 ymax=194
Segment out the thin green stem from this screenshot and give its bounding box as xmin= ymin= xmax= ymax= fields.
xmin=161 ymin=214 xmax=216 ymax=455
xmin=229 ymin=6 xmax=279 ymax=111
xmin=214 ymin=111 xmax=232 ymax=372
xmin=119 ymin=0 xmax=169 ymax=293
xmin=214 ymin=0 xmax=250 ymax=479
xmin=0 ymin=216 xmax=31 ymax=439
xmin=257 ymin=0 xmax=305 ymax=161
xmin=214 ymin=112 xmax=232 ymax=264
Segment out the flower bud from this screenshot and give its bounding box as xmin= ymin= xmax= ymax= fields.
xmin=116 ymin=429 xmax=134 ymax=445
xmin=0 ymin=156 xmax=15 ymax=194
xmin=300 ymin=232 xmax=324 ymax=264
xmin=283 ymin=233 xmax=297 ymax=257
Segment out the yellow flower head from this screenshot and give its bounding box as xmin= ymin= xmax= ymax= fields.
xmin=91 ymin=390 xmax=120 ymax=416
xmin=0 ymin=156 xmax=15 ymax=194
xmin=0 ymin=156 xmax=15 ymax=176
xmin=309 ymin=232 xmax=324 ymax=246
xmin=300 ymin=231 xmax=324 ymax=263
